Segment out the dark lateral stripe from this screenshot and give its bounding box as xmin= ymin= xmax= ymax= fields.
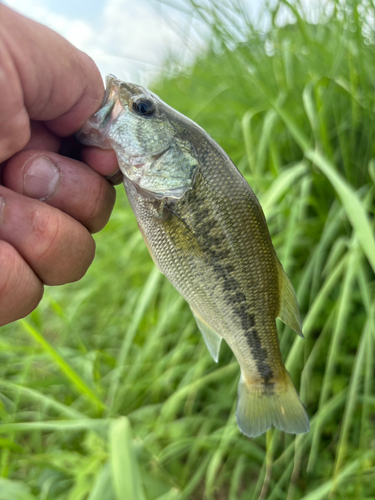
xmin=185 ymin=188 xmax=274 ymax=385
xmin=243 ymin=317 xmax=274 ymax=384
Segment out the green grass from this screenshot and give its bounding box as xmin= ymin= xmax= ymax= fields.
xmin=1 ymin=0 xmax=375 ymax=498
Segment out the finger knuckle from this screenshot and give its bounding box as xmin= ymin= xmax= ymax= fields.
xmin=0 ymin=241 xmax=43 ymax=326
xmin=85 ymin=179 xmax=116 ymax=233
xmin=71 ymin=235 xmax=95 ymax=282
xmin=85 ymin=176 xmax=105 ymax=222
xmin=30 ymin=206 xmax=95 ymax=285
xmin=0 ymin=110 xmax=30 ymax=162
xmin=0 ymin=241 xmax=18 ymax=296
xmin=30 ymin=207 xmax=61 ymax=262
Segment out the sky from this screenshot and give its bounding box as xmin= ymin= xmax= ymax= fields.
xmin=3 ymin=0 xmax=327 ymax=85
xmin=3 ymin=0 xmax=211 ymax=84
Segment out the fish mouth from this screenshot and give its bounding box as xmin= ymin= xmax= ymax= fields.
xmin=76 ymin=75 xmax=124 ymax=147
xmin=76 ymin=75 xmax=148 ymax=147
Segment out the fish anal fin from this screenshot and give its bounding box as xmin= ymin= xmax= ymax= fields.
xmin=190 ymin=307 xmax=222 ymax=363
xmin=236 ymin=371 xmax=309 ymax=438
xmin=276 ymin=261 xmax=303 ymax=338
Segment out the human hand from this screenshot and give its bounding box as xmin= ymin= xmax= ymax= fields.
xmin=0 ymin=5 xmax=120 ymax=326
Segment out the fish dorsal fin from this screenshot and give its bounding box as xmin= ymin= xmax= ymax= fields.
xmin=276 ymin=261 xmax=304 ymax=338
xmin=190 ymin=307 xmax=222 ymax=362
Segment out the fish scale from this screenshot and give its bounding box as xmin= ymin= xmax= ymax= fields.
xmin=77 ymin=75 xmax=309 ymax=438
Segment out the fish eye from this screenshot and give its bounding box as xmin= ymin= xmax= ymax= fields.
xmin=132 ymin=98 xmax=155 ymax=117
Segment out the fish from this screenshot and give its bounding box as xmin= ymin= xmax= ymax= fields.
xmin=76 ymin=75 xmax=309 ymax=438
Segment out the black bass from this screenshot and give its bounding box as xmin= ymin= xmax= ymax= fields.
xmin=77 ymin=76 xmax=309 ymax=438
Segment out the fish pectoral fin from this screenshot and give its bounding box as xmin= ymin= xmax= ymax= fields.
xmin=276 ymin=261 xmax=304 ymax=338
xmin=190 ymin=307 xmax=222 ymax=363
xmin=236 ymin=372 xmax=309 ymax=438
xmin=164 ymin=205 xmax=204 ymax=260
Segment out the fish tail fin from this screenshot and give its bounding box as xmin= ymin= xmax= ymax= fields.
xmin=236 ymin=372 xmax=309 ymax=438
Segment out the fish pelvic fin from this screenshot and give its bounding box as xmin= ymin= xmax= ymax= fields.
xmin=236 ymin=372 xmax=309 ymax=438
xmin=190 ymin=307 xmax=222 ymax=362
xmin=276 ymin=261 xmax=303 ymax=338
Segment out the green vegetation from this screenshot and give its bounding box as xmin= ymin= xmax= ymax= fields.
xmin=1 ymin=0 xmax=375 ymax=498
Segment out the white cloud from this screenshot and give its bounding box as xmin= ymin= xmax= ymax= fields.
xmin=88 ymin=0 xmax=208 ymax=83
xmin=4 ymin=0 xmax=94 ymax=47
xmin=3 ymin=0 xmax=207 ymax=84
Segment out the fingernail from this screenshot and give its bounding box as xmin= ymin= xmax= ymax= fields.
xmin=0 ymin=196 xmax=5 ymax=224
xmin=105 ymin=169 xmax=123 ymax=185
xmin=24 ymin=157 xmax=60 ymax=201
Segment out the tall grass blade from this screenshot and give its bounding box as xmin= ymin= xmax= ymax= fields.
xmin=301 ymin=456 xmax=370 ymax=500
xmin=87 ymin=463 xmax=115 ymax=500
xmin=260 ymin=162 xmax=308 ymax=217
xmin=286 ymin=253 xmax=348 ymax=374
xmin=0 ymin=419 xmax=112 ymax=433
xmin=275 ymin=102 xmax=375 ymax=274
xmin=332 ymin=320 xmax=368 ymax=482
xmin=108 ymin=266 xmax=162 ymax=413
xmin=110 ymin=417 xmax=146 ymax=500
xmin=306 ymin=150 xmax=375 ymax=274
xmin=19 ymin=320 xmax=105 ymax=411
xmin=308 ymin=242 xmax=361 ymax=471
xmin=0 ymin=381 xmax=85 ymax=420
xmin=0 ymin=478 xmax=36 ymax=500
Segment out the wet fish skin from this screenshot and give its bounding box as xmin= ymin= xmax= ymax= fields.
xmin=77 ymin=75 xmax=309 ymax=438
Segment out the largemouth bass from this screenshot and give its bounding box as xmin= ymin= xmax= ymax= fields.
xmin=77 ymin=76 xmax=309 ymax=438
